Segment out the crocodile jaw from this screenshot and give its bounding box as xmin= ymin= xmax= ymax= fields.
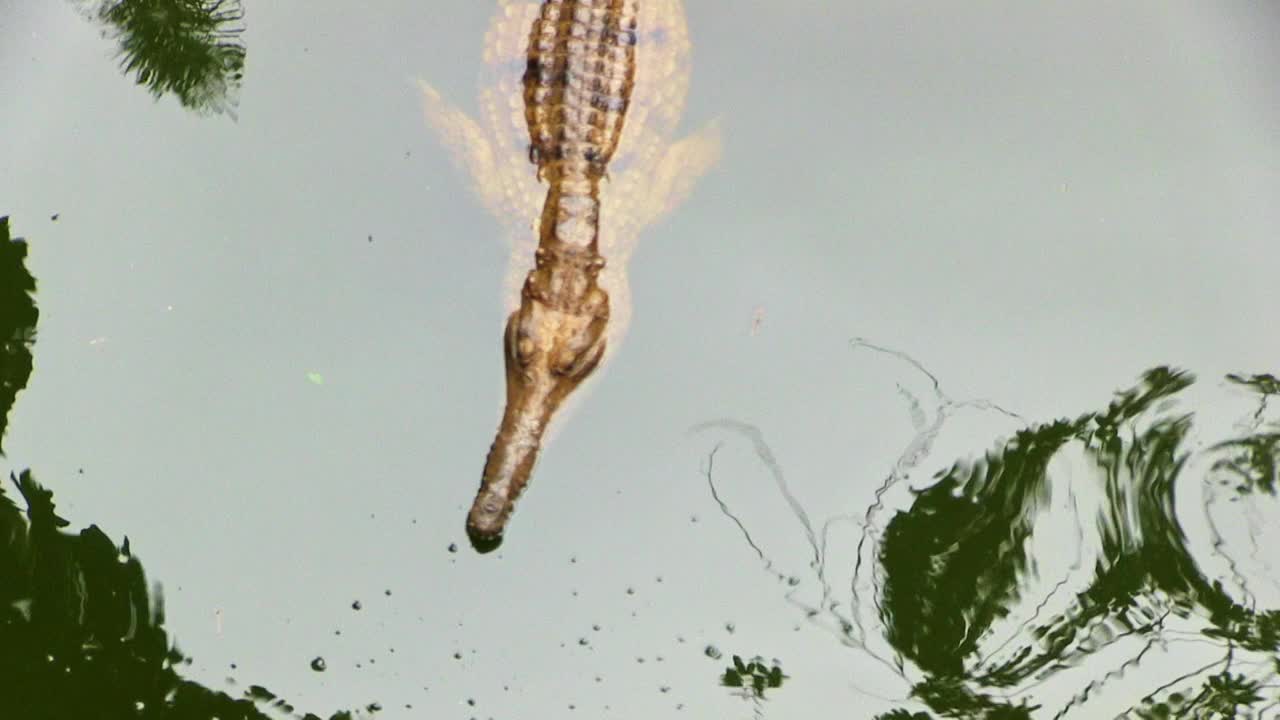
xmin=467 ymin=284 xmax=607 ymax=552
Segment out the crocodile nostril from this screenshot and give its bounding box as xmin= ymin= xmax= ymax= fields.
xmin=467 ymin=528 xmax=503 ymax=554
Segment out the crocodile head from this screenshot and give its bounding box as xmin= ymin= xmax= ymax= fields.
xmin=467 ymin=251 xmax=610 ymax=552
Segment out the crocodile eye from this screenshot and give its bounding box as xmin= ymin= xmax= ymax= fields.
xmin=517 ymin=337 xmax=535 ymax=362
xmin=551 ymin=349 xmax=576 ymax=375
xmin=505 ymin=313 xmax=534 ymax=368
xmin=551 ymin=337 xmax=605 ymax=378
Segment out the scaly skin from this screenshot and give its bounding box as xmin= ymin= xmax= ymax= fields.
xmin=467 ymin=244 xmax=609 ymax=550
xmin=467 ymin=0 xmax=637 ymax=551
xmin=416 ymin=0 xmax=720 ymax=551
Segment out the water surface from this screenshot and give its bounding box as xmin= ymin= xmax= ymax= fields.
xmin=1 ymin=1 xmax=1278 ymax=717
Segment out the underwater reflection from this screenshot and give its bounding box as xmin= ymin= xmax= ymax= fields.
xmin=0 ymin=218 xmax=360 ymax=719
xmin=701 ymin=344 xmax=1280 ymax=719
xmin=72 ymin=0 xmax=246 ymax=116
xmin=0 ymin=217 xmax=37 ymax=454
xmin=720 ymin=653 xmax=789 ymax=719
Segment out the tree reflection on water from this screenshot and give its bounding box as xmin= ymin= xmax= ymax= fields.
xmin=701 ymin=344 xmax=1280 ymax=719
xmin=0 ymin=218 xmax=359 ymax=719
xmin=74 ymin=0 xmax=246 ymax=116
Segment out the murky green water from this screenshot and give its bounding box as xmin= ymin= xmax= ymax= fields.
xmin=2 ymin=1 xmax=1278 ymax=718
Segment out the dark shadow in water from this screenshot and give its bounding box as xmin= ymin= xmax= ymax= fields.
xmin=719 ymin=654 xmax=788 ymax=720
xmin=700 ymin=342 xmax=1280 ymax=719
xmin=0 ymin=218 xmax=37 ymax=456
xmin=0 ymin=218 xmax=362 ymax=719
xmin=73 ymin=0 xmax=246 ymax=116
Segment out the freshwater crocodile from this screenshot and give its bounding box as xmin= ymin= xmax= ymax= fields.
xmin=418 ymin=0 xmax=719 ymax=551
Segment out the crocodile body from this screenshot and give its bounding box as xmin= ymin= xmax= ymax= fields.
xmin=417 ymin=0 xmax=720 ymax=551
xmin=467 ymin=0 xmax=639 ymax=548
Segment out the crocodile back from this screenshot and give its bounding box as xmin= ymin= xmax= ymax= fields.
xmin=523 ymin=0 xmax=638 ymax=185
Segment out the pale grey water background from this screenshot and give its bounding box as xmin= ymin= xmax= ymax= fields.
xmin=2 ymin=1 xmax=1278 ymax=717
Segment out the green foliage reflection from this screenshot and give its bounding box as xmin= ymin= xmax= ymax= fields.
xmin=720 ymin=654 xmax=788 ymax=700
xmin=80 ymin=0 xmax=246 ymax=115
xmin=0 ymin=219 xmax=356 ymax=719
xmin=705 ymin=355 xmax=1280 ymax=719
xmin=0 ymin=218 xmax=37 ymax=456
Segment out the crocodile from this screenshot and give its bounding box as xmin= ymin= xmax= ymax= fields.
xmin=418 ymin=0 xmax=720 ymax=551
